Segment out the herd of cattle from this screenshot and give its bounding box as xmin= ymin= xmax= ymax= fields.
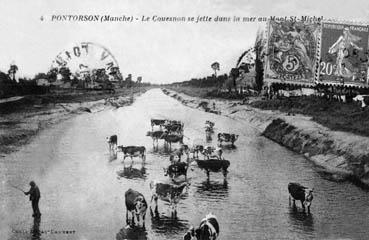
xmin=106 ymin=118 xmax=314 ymax=239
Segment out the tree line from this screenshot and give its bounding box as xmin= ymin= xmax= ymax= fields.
xmin=0 ymin=64 xmax=148 ymax=98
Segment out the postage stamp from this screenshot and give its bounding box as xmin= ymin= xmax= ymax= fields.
xmin=265 ymin=20 xmax=320 ymax=84
xmin=318 ymin=21 xmax=369 ymax=86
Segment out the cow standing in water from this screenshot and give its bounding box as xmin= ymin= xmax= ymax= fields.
xmin=117 ymin=145 xmax=146 ymax=164
xmin=196 ymin=159 xmax=230 ymax=179
xmin=183 ymin=213 xmax=220 ymax=240
xmin=151 ymin=119 xmax=167 ymax=131
xmin=149 ymin=181 xmax=188 ymax=218
xmin=107 ymin=135 xmax=118 ymax=151
xmin=205 ymin=121 xmax=215 ymax=133
xmin=164 ymin=161 xmax=188 ymax=181
xmin=217 ymin=133 xmax=239 ymax=146
xmin=288 ymin=182 xmax=314 ymax=212
xmin=125 ymin=189 xmax=148 ymax=228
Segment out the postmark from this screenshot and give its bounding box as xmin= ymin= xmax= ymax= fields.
xmin=51 ymin=42 xmax=122 ymax=87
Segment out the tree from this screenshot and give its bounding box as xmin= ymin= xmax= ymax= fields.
xmin=47 ymin=68 xmax=58 ymax=82
xmin=58 ymin=67 xmax=72 ymax=83
xmin=96 ymin=69 xmax=109 ymax=82
xmin=211 ymin=62 xmax=220 ymax=77
xmin=0 ymin=71 xmax=12 ymax=84
xmin=109 ymin=66 xmax=123 ymax=82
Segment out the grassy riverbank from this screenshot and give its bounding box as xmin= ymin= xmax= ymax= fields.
xmin=0 ymin=87 xmax=150 ymax=155
xmin=165 ymin=86 xmax=253 ymax=100
xmin=168 ymin=86 xmax=369 ymax=138
xmin=250 ymin=96 xmax=369 ymax=137
xmin=163 ymin=88 xmax=369 ymax=186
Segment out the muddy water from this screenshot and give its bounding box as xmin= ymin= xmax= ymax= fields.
xmin=1 ymin=88 xmax=369 ymax=240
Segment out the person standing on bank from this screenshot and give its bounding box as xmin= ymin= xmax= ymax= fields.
xmin=24 ymin=181 xmax=41 ymax=217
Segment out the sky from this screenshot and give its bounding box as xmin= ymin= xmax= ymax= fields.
xmin=0 ymin=0 xmax=369 ymax=84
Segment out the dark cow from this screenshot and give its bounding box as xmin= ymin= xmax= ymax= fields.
xmin=164 ymin=162 xmax=188 ymax=180
xmin=184 ymin=213 xmax=219 ymax=240
xmin=125 ymin=189 xmax=148 ymax=227
xmin=107 ymin=135 xmax=118 ymax=151
xmin=288 ymin=182 xmax=314 ymax=212
xmin=118 ymin=146 xmax=146 ymax=163
xmin=217 ymin=133 xmax=239 ymax=146
xmin=149 ymin=181 xmax=188 ymax=217
xmin=196 ymin=159 xmax=230 ymax=179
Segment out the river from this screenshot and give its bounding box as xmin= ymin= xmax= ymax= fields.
xmin=1 ymin=88 xmax=369 ymax=240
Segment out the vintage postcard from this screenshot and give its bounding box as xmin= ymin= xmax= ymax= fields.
xmin=1 ymin=1 xmax=369 ymax=240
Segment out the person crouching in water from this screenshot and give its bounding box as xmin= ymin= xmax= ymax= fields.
xmin=24 ymin=181 xmax=41 ymax=217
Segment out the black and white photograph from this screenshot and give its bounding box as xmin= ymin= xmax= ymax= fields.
xmin=1 ymin=0 xmax=369 ymax=239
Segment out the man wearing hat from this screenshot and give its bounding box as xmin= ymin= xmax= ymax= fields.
xmin=24 ymin=181 xmax=41 ymax=217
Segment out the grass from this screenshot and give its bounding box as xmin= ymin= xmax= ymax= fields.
xmin=168 ymin=85 xmax=369 ymax=137
xmin=166 ymin=86 xmax=212 ymax=98
xmin=0 ymin=87 xmax=151 ymax=114
xmin=251 ymin=96 xmax=369 ymax=137
xmin=166 ymin=86 xmax=253 ymax=100
xmin=0 ymin=86 xmax=151 ymax=154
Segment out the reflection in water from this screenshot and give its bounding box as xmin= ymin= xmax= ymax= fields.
xmin=109 ymin=151 xmax=118 ymax=162
xmin=221 ymin=144 xmax=237 ymax=150
xmin=31 ymin=216 xmax=41 ymax=240
xmin=150 ymin=145 xmax=173 ymax=156
xmin=195 ymin=179 xmax=229 ymax=200
xmin=150 ymin=214 xmax=189 ymax=237
xmin=116 ymin=226 xmax=148 ymax=240
xmin=205 ymin=132 xmax=213 ymax=143
xmin=288 ymin=206 xmax=314 ymax=234
xmin=117 ymin=163 xmax=147 ymax=180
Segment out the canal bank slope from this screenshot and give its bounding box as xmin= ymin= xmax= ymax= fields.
xmin=162 ymin=88 xmax=369 ymax=187
xmin=0 ymin=88 xmax=148 ymax=156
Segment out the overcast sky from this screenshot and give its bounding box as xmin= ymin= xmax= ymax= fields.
xmin=0 ymin=0 xmax=369 ymax=83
